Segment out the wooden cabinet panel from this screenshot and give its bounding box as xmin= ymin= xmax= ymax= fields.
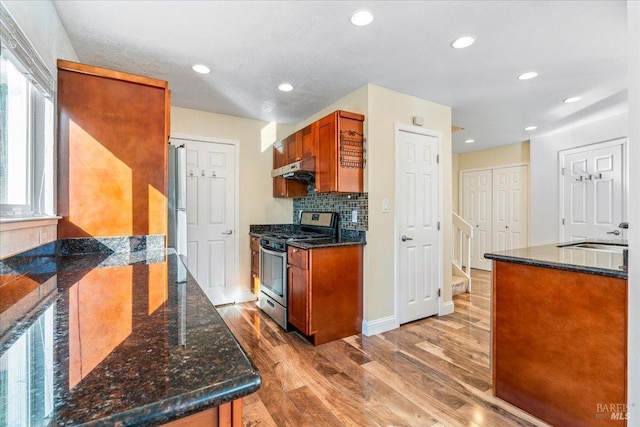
xmin=287 ymin=245 xmax=363 ymax=345
xmin=492 ymin=261 xmax=627 ymax=427
xmin=285 ymin=133 xmax=301 ymax=164
xmin=250 ymin=236 xmax=260 ymax=296
xmin=273 ymin=139 xmax=307 ymax=198
xmin=162 ymin=399 xmax=242 ymax=427
xmin=316 ymin=111 xmax=364 ymax=193
xmin=57 ymin=60 xmax=169 ymax=239
xmin=300 ymin=123 xmax=317 ymax=159
xmin=288 ymin=246 xmax=308 ymax=269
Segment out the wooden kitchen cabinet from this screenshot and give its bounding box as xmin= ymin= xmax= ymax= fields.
xmin=273 ymin=139 xmax=307 ymax=198
xmin=250 ymin=235 xmax=260 ymax=296
xmin=285 ymin=123 xmax=316 ymax=163
xmin=492 ymin=261 xmax=627 ymax=427
xmin=316 ymin=110 xmax=365 ymax=193
xmin=57 ymin=60 xmax=170 ymax=239
xmin=287 ymin=245 xmax=363 ymax=345
xmin=162 ymin=399 xmax=242 ymax=427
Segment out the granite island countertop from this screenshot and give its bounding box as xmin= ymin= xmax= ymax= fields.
xmin=484 ymin=239 xmax=627 ymax=279
xmin=0 ymin=240 xmax=261 ymax=426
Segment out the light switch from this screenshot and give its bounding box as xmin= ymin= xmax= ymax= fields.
xmin=382 ymin=199 xmax=390 ymax=213
xmin=352 ymin=210 xmax=358 ymax=222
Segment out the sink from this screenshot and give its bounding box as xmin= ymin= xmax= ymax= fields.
xmin=558 ymin=242 xmax=627 ymax=253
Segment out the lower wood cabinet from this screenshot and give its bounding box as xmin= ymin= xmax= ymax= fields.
xmin=492 ymin=261 xmax=627 ymax=427
xmin=162 ymin=399 xmax=242 ymax=427
xmin=287 ymin=245 xmax=363 ymax=345
xmin=250 ymin=235 xmax=260 ymax=296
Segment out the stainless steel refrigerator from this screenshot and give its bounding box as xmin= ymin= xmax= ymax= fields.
xmin=168 ymin=144 xmax=187 ymax=257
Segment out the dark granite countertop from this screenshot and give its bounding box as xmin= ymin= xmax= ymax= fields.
xmin=0 ymin=239 xmax=261 ymax=426
xmin=249 ymin=224 xmax=366 ymax=248
xmin=484 ymin=239 xmax=628 ymax=279
xmin=287 ymin=237 xmax=366 ymax=249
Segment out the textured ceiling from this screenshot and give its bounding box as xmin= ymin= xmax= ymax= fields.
xmin=52 ymin=0 xmax=628 ymax=153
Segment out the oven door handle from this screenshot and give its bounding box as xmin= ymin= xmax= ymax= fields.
xmin=260 ymin=246 xmax=287 ymax=258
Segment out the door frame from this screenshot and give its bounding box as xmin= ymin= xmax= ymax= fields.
xmin=169 ymin=133 xmax=247 ymax=302
xmin=558 ymin=137 xmax=627 ymax=242
xmin=393 ymin=123 xmax=444 ymax=322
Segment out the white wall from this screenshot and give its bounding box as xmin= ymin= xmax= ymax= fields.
xmin=627 ymin=0 xmax=639 ymax=420
xmin=1 ymin=0 xmax=78 ymax=75
xmin=529 ymin=113 xmax=628 ymax=245
xmin=367 ymin=84 xmax=453 ymax=327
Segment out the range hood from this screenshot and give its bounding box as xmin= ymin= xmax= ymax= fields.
xmin=271 ymin=157 xmax=315 ymax=184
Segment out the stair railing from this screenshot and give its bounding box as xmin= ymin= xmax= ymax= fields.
xmin=452 ymin=212 xmax=473 ymax=292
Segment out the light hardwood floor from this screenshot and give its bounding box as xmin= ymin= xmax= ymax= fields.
xmin=217 ymin=270 xmax=550 ymax=427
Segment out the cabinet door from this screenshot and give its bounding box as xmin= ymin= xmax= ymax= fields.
xmin=288 ymin=264 xmax=310 ymax=334
xmin=285 ymin=134 xmax=301 ymax=164
xmin=300 ymin=123 xmax=317 ymax=159
xmin=273 ymin=140 xmax=286 ymax=168
xmin=317 ymin=114 xmax=337 ymax=193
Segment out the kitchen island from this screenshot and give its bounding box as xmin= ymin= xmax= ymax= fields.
xmin=485 ymin=241 xmax=627 ymax=427
xmin=0 ymin=238 xmax=261 ymax=426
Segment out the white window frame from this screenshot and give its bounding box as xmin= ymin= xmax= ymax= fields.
xmin=0 ymin=3 xmax=55 ymax=219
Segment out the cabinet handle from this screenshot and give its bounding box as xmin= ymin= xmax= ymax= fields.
xmin=292 ymin=248 xmax=298 ymax=253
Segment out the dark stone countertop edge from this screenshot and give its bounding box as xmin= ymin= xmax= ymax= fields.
xmin=99 ymin=372 xmax=262 ymax=427
xmin=484 ymin=252 xmax=628 ymax=279
xmin=287 ymin=239 xmax=367 ymax=249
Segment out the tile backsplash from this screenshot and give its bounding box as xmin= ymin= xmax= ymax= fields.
xmin=293 ymin=189 xmax=368 ymax=231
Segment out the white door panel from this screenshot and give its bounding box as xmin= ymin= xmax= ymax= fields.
xmin=461 ymin=169 xmax=492 ymax=270
xmin=181 ymin=139 xmax=237 ymax=306
xmin=397 ymin=129 xmax=440 ymax=324
xmin=492 ymin=165 xmax=528 ymax=253
xmin=561 ymin=140 xmax=625 ymax=241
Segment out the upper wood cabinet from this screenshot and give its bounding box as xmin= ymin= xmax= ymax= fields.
xmin=316 ymin=111 xmax=364 ymax=193
xmin=272 ymin=110 xmax=364 ymax=197
xmin=285 ymin=123 xmax=317 ymax=164
xmin=273 ymin=139 xmax=306 ymax=198
xmin=57 ymin=60 xmax=170 ymax=239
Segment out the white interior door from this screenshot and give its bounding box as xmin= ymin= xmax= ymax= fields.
xmin=493 ymin=165 xmax=528 ymax=252
xmin=183 ymin=139 xmax=238 ymax=306
xmin=461 ymin=169 xmax=492 ymax=270
xmin=396 ymin=127 xmax=440 ymax=325
xmin=560 ymin=139 xmax=625 ymax=241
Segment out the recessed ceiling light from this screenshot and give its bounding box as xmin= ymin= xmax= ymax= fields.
xmin=192 ymin=64 xmax=210 ymax=74
xmin=518 ymin=72 xmax=538 ymax=80
xmin=465 ymin=139 xmax=475 ymax=143
xmin=525 ymin=126 xmax=538 ymax=131
xmin=563 ymin=96 xmax=582 ymax=103
xmin=451 ymin=35 xmax=476 ymax=49
xmin=278 ymin=83 xmax=293 ymax=92
xmin=351 ymin=9 xmax=374 ymax=26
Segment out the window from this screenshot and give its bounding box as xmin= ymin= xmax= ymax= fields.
xmin=1 ymin=5 xmax=55 ymax=219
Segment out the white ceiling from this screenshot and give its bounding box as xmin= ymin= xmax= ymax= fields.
xmin=52 ymin=0 xmax=628 ymax=153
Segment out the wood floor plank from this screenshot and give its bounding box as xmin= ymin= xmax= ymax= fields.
xmin=219 ymin=270 xmax=550 ymax=426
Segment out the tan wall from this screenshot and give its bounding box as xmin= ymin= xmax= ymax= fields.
xmin=367 ymin=84 xmax=453 ymax=320
xmin=170 ymin=107 xmax=293 ymax=293
xmin=453 ymin=141 xmax=530 ymax=214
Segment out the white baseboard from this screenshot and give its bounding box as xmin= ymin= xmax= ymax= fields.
xmin=362 ymin=315 xmax=398 ymax=336
xmin=236 ymin=290 xmax=257 ymax=304
xmin=439 ymin=300 xmax=455 ymax=316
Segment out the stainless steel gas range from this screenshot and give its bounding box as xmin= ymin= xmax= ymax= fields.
xmin=258 ymin=212 xmax=339 ymax=330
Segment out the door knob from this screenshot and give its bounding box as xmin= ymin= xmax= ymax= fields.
xmin=401 ymin=235 xmax=413 ymax=242
xmin=221 ymin=229 xmax=233 ymax=235
xmin=606 ymin=230 xmax=621 ymax=236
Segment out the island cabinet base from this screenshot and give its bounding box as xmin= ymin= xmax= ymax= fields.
xmin=492 ymin=261 xmax=627 ymax=427
xmin=162 ymin=399 xmax=242 ymax=427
